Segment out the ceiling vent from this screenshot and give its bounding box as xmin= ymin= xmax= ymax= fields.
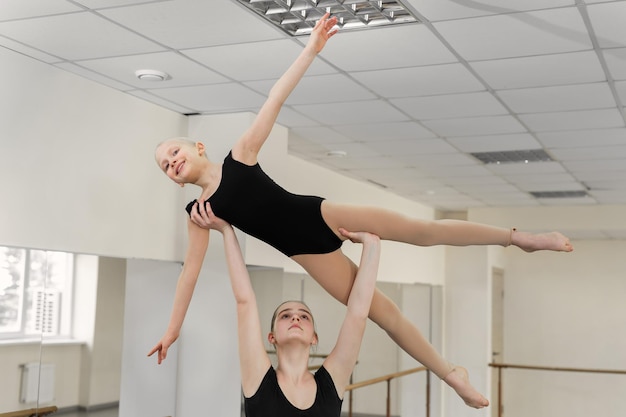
xmin=236 ymin=0 xmax=420 ymax=36
xmin=529 ymin=190 xmax=590 ymax=199
xmin=470 ymin=149 xmax=553 ymax=165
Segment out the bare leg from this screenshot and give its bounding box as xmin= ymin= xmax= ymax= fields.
xmin=321 ymin=202 xmax=573 ymax=252
xmin=293 ymin=251 xmax=489 ymax=408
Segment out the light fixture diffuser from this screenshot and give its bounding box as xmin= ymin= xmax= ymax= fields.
xmin=236 ymin=0 xmax=420 ymax=36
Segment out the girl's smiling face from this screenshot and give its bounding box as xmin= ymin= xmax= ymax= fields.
xmin=155 ymin=138 xmax=204 ymax=185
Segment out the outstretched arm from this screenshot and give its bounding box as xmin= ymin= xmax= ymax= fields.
xmin=148 ymin=219 xmax=209 ymax=364
xmin=208 ymin=205 xmax=271 ymax=396
xmin=232 ymin=13 xmax=338 ymax=165
xmin=323 ymin=229 xmax=381 ymax=397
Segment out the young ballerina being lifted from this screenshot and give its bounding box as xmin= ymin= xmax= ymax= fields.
xmin=151 ymin=12 xmax=572 ymax=409
xmin=214 ymin=210 xmax=380 ymax=416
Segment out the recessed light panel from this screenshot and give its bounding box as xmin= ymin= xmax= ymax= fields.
xmin=237 ymin=0 xmax=420 ymax=36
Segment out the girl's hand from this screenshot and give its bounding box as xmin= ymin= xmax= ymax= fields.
xmin=147 ymin=331 xmax=179 ymax=365
xmin=190 ymin=201 xmax=231 ymax=233
xmin=309 ymin=12 xmax=338 ymax=54
xmin=339 ymin=228 xmax=380 ymax=245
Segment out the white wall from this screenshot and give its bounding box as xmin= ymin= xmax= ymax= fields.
xmin=120 ymin=258 xmax=179 ymax=417
xmin=500 ymin=240 xmax=626 ymax=417
xmin=0 ymin=45 xmax=189 ymax=261
xmin=443 ymin=246 xmax=492 ymax=417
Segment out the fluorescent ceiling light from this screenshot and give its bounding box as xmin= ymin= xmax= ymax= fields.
xmin=236 ymin=0 xmax=420 ymax=36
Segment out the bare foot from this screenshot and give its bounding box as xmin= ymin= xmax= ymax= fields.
xmin=443 ymin=366 xmax=489 ymax=409
xmin=511 ymin=230 xmax=573 ymax=252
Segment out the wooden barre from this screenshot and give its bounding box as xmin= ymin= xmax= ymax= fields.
xmin=0 ymin=406 xmax=58 ymax=417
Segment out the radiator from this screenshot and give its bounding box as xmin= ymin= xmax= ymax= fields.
xmin=20 ymin=362 xmax=55 ymax=403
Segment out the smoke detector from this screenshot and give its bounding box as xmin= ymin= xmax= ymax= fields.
xmin=135 ymin=69 xmax=169 ymax=81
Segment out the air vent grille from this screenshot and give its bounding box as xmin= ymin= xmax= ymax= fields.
xmin=470 ymin=149 xmax=553 ymax=164
xmin=236 ymin=0 xmax=420 ymax=36
xmin=530 ymin=190 xmax=589 ymax=199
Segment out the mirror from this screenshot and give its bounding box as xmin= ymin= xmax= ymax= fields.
xmin=0 ymin=247 xmax=46 ymax=415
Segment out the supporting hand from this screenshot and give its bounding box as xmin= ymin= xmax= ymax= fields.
xmin=190 ymin=201 xmax=231 ymax=233
xmin=339 ymin=228 xmax=380 ymax=246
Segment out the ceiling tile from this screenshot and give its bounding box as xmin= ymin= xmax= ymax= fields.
xmin=478 ymin=193 xmax=539 ymax=206
xmin=0 ymin=12 xmax=165 ymax=60
xmin=549 ymin=145 xmax=626 ymax=160
xmin=322 ymin=155 xmax=405 ymax=170
xmin=74 ymin=0 xmax=164 ymax=8
xmin=349 ymin=166 xmax=430 ymax=182
xmin=333 ymin=121 xmax=435 ymax=142
xmin=429 ymin=165 xmax=496 ymax=179
xmin=520 ymin=109 xmax=625 ymax=131
xmin=277 ymin=108 xmax=320 ymax=128
xmin=422 ymin=115 xmax=526 ymax=137
xmin=516 ymin=181 xmax=586 ymax=192
xmin=183 ymin=39 xmax=336 ymax=81
xmin=497 ymin=83 xmax=616 ymax=113
xmin=615 ymin=80 xmax=626 ymax=103
xmin=564 ymin=158 xmax=626 ymax=172
xmin=364 ymin=138 xmax=459 ymax=156
xmin=55 ymin=62 xmax=133 ymax=90
xmin=320 ymin=142 xmax=382 ymax=158
xmin=603 ymin=48 xmax=626 ymax=81
xmin=536 ymin=128 xmax=626 ymax=147
xmin=289 ymin=145 xmax=329 ymax=160
xmin=397 ymin=152 xmax=479 ymax=168
xmin=290 ymin=126 xmax=354 ymax=145
xmin=433 ymin=7 xmax=592 ymax=61
xmin=407 ymin=0 xmax=575 ymax=21
xmin=0 ymin=0 xmax=83 ymax=20
xmin=319 ymin=24 xmax=457 ymax=72
xmin=574 ymin=169 xmax=626 ymax=182
xmin=590 ymin=190 xmax=626 ymax=204
xmin=505 ymin=172 xmax=579 ymax=186
xmin=448 ymin=133 xmax=542 ymax=152
xmin=587 ymin=1 xmax=626 ymax=48
xmin=149 ymin=83 xmax=266 ymax=113
xmin=441 ymin=174 xmax=510 ymax=186
xmin=78 ymin=52 xmax=228 ymax=88
xmin=0 ymin=36 xmax=60 ymax=63
xmin=292 ymin=100 xmax=410 ymax=125
xmin=99 ymin=0 xmax=283 ymax=49
xmin=471 ymin=51 xmax=605 ymax=89
xmin=536 ymin=196 xmax=597 ymax=206
xmin=247 ymin=74 xmax=376 ymax=106
xmin=351 ymin=63 xmax=484 ymax=98
xmin=391 ymin=92 xmax=508 ymax=119
xmin=127 ymin=90 xmax=195 ymax=114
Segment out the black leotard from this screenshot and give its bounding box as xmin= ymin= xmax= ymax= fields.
xmin=244 ymin=366 xmax=342 ymax=417
xmin=186 ymin=151 xmax=343 ymax=257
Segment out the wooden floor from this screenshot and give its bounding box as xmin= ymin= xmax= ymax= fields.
xmin=53 ymin=407 xmax=117 ymax=417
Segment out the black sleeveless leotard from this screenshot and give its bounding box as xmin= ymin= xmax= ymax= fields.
xmin=244 ymin=366 xmax=342 ymax=417
xmin=186 ymin=151 xmax=343 ymax=257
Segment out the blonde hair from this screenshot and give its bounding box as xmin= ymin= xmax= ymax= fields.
xmin=270 ymin=300 xmax=318 ymax=345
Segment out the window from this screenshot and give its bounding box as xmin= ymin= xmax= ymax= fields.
xmin=0 ymin=246 xmax=73 ymax=338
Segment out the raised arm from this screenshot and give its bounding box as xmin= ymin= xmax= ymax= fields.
xmin=232 ymin=13 xmax=338 ymax=165
xmin=323 ymin=229 xmax=381 ymax=396
xmin=209 ymin=206 xmax=271 ymax=396
xmin=148 ymin=219 xmax=210 ymax=364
